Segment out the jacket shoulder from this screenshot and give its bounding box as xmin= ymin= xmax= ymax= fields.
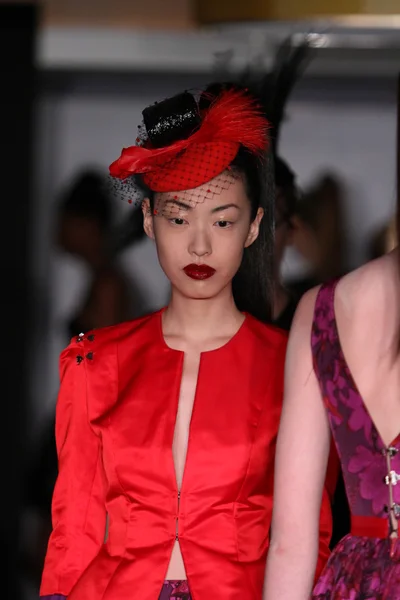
xmin=64 ymin=310 xmax=163 ymax=352
xmin=245 ymin=314 xmax=288 ymax=357
xmin=59 ymin=311 xmax=163 ymax=423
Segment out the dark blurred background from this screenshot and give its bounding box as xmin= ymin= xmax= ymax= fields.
xmin=3 ymin=1 xmax=400 ymax=598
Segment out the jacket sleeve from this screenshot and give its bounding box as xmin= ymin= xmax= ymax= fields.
xmin=315 ymin=439 xmax=340 ymax=581
xmin=39 ymin=343 xmax=107 ymax=597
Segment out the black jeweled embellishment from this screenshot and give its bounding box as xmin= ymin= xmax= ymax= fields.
xmin=87 ymin=334 xmax=95 ymax=342
xmin=76 ymin=355 xmax=84 ymax=364
xmin=142 ymin=92 xmax=200 ymax=149
xmin=86 ymin=352 xmax=94 ymax=360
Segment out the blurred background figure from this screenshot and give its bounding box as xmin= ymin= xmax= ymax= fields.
xmin=56 ymin=170 xmax=137 ymax=334
xmin=286 ymin=172 xmax=348 ymax=298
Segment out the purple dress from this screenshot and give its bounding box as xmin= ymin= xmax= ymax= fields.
xmin=312 ymin=280 xmax=400 ymax=598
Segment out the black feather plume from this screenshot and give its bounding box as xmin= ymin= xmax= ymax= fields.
xmin=249 ymin=36 xmax=312 ymax=155
xmin=213 ymin=34 xmax=313 ymax=156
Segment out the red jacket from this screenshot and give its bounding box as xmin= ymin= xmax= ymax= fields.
xmin=40 ymin=310 xmax=334 ymax=600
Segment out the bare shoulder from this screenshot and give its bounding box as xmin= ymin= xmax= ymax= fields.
xmin=335 ymin=250 xmax=398 ymax=317
xmin=290 ymin=252 xmax=398 ymax=331
xmin=290 ymin=285 xmax=321 ymax=337
xmin=286 ymin=251 xmax=397 ymax=340
xmin=280 ymin=286 xmax=321 ymax=380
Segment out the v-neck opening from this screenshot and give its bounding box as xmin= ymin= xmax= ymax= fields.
xmin=330 ymin=280 xmax=400 ymax=449
xmin=172 ymin=352 xmax=202 ymax=495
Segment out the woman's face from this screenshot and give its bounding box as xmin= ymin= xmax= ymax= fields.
xmin=142 ymin=172 xmax=263 ymax=301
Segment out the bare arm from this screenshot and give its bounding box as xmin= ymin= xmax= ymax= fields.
xmin=263 ymin=288 xmax=331 ymax=599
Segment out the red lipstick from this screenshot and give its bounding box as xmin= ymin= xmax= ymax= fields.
xmin=183 ymin=264 xmax=216 ymax=280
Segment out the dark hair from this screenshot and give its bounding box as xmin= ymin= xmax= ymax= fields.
xmin=274 ymin=155 xmax=298 ymax=222
xmin=230 ymin=148 xmax=274 ymax=324
xmin=59 ymin=170 xmax=112 ymax=231
xmin=136 ymin=82 xmax=275 ymax=323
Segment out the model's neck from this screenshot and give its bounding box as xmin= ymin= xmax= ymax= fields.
xmin=163 ymin=285 xmax=243 ymax=346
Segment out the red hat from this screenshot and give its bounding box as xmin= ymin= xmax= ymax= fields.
xmin=109 ymin=88 xmax=270 ymax=194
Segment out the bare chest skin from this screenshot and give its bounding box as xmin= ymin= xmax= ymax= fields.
xmin=166 ymin=350 xmax=200 ymax=580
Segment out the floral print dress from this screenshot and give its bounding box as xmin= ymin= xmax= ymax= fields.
xmin=312 ymin=280 xmax=400 ymax=599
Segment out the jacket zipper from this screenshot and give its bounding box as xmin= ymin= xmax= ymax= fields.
xmin=175 ymin=490 xmax=181 ymax=540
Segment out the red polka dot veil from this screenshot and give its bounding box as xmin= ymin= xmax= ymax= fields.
xmin=108 ymin=87 xmax=271 ymax=209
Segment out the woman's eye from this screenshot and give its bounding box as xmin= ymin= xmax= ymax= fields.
xmin=170 ymin=218 xmax=185 ymax=225
xmin=215 ymin=220 xmax=231 ymax=228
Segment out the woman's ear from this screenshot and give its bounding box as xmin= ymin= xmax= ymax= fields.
xmin=142 ymin=198 xmax=155 ymax=240
xmin=244 ymin=207 xmax=264 ymax=248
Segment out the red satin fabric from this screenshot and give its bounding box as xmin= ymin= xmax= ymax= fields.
xmin=40 ymin=310 xmax=333 ymax=600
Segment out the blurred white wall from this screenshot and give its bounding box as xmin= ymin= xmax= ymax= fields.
xmin=29 ymin=72 xmax=397 ymax=430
